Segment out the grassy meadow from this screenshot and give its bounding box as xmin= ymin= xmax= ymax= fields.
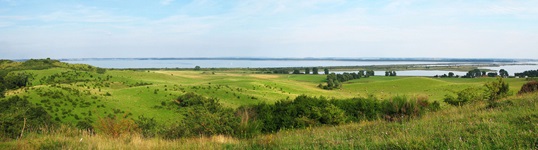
xmin=0 ymin=60 xmax=536 ymax=149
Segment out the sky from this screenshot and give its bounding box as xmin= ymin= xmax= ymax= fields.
xmin=1 ymin=0 xmax=537 ymax=59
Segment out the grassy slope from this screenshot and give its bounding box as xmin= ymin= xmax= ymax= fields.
xmin=234 ymin=93 xmax=538 ymax=149
xmin=2 ymin=93 xmax=536 ymax=149
xmin=5 ymin=68 xmax=528 ymax=125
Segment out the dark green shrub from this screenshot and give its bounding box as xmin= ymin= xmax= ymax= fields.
xmin=0 ymin=96 xmax=55 ymax=139
xmin=76 ymin=120 xmax=94 ymax=131
xmin=164 ymin=93 xmax=239 ymax=139
xmin=134 ymin=115 xmax=159 ymax=138
xmin=331 ymin=97 xmax=381 ymax=122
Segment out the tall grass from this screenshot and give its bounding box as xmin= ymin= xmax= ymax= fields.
xmin=3 ymin=93 xmax=537 ymax=149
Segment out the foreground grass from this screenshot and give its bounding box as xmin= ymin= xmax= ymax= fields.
xmin=3 ymin=93 xmax=537 ymax=149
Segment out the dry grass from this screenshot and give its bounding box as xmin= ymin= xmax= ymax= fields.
xmin=4 ymin=126 xmax=237 ymax=150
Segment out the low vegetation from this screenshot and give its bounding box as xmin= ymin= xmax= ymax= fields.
xmin=0 ymin=59 xmax=537 ymax=149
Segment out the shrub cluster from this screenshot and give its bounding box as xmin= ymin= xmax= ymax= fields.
xmin=0 ymin=96 xmax=55 ymax=139
xmin=444 ymin=87 xmax=484 ymax=106
xmin=518 ymin=81 xmax=538 ymax=95
xmin=153 ymin=93 xmax=438 ymax=139
xmin=320 ymin=72 xmax=362 ymax=90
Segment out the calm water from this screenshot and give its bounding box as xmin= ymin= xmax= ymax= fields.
xmin=332 ymin=70 xmax=468 ymax=77
xmin=65 ymin=60 xmax=447 ymax=69
xmin=65 ymin=60 xmax=538 ymax=76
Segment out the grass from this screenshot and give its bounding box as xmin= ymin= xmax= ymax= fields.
xmin=1 ymin=60 xmax=536 ymax=149
xmin=5 ymin=68 xmax=529 ymax=126
xmin=3 ymin=93 xmax=536 ymax=149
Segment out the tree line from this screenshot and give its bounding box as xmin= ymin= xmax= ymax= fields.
xmin=515 ymin=69 xmax=538 ymax=78
xmin=319 ymin=70 xmax=374 ymax=90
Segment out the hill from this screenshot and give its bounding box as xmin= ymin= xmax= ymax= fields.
xmin=0 ymin=59 xmax=535 ymax=149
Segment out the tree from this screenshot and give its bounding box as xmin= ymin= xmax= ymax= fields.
xmin=3 ymin=72 xmax=30 ymax=89
xmin=312 ymin=67 xmax=319 ymax=74
xmin=305 ymin=68 xmax=310 ymax=75
xmin=448 ymin=72 xmax=454 ymax=77
xmin=324 ymin=68 xmax=329 ymax=75
xmin=358 ymin=71 xmax=364 ymax=77
xmin=385 ymin=71 xmax=390 ymax=76
xmin=481 ymin=71 xmax=486 ymax=77
xmin=465 ymin=69 xmax=482 ymax=78
xmin=293 ymin=69 xmax=301 ymax=74
xmin=366 ymin=70 xmax=375 ymax=77
xmin=499 ymin=69 xmax=509 ymax=78
xmin=391 ymin=71 xmax=397 ymax=76
xmin=194 ymin=66 xmax=201 ymax=71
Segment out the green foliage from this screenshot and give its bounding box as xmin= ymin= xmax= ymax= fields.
xmin=194 ymin=66 xmax=201 ymax=71
xmin=312 ymin=67 xmax=319 ymax=74
xmin=331 ymin=97 xmax=380 ymax=122
xmin=2 ymin=72 xmax=31 ymax=89
xmin=164 ymin=93 xmax=240 ymax=139
xmin=381 ymin=96 xmax=425 ymax=121
xmin=292 ymin=69 xmax=301 ymax=74
xmin=322 ymin=72 xmax=360 ymax=90
xmin=444 ymin=87 xmax=484 ymax=106
xmin=464 ymin=69 xmax=483 ymax=78
xmin=134 ymin=115 xmax=159 ymax=138
xmin=365 ymin=70 xmax=375 ymax=77
xmin=0 ymin=96 xmax=55 ymax=139
xmin=385 ymin=71 xmax=397 ymax=76
xmin=96 ymin=68 xmax=107 ymax=74
xmin=484 ymin=77 xmax=510 ymax=106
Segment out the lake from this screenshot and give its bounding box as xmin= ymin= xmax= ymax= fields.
xmin=65 ymin=60 xmax=448 ymax=69
xmin=64 ymin=59 xmax=538 ymax=76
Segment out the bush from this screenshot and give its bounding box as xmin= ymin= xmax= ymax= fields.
xmin=444 ymin=87 xmax=484 ymax=106
xmin=484 ymin=77 xmax=510 ymax=107
xmin=518 ymin=81 xmax=538 ymax=95
xmin=381 ymin=96 xmax=429 ymax=122
xmin=134 ymin=115 xmax=159 ymax=138
xmin=164 ymin=93 xmax=239 ymax=139
xmin=0 ymin=96 xmax=55 ymax=139
xmin=331 ymin=97 xmax=381 ymax=122
xmin=95 ymin=116 xmax=139 ymax=138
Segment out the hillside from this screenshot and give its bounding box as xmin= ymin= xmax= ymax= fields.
xmin=2 ymin=93 xmax=537 ymax=149
xmin=0 ymin=59 xmax=536 ymax=149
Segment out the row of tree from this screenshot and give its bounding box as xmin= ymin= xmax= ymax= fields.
xmin=515 ymin=69 xmax=538 ymax=78
xmin=320 ymin=71 xmax=374 ymax=90
xmin=385 ymin=71 xmax=397 ymax=76
xmin=461 ymin=69 xmax=509 ymax=78
xmin=138 ymin=93 xmax=439 ymax=139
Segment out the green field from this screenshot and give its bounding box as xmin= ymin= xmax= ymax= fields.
xmin=5 ymin=67 xmax=528 ymax=124
xmin=0 ymin=60 xmax=536 ymax=149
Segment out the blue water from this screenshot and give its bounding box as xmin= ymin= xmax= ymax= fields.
xmin=65 ymin=60 xmax=446 ymax=69
xmin=64 ymin=59 xmax=538 ymax=76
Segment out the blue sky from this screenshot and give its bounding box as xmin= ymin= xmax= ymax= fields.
xmin=1 ymin=0 xmax=537 ymax=59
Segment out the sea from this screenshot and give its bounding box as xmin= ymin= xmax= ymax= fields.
xmin=64 ymin=59 xmax=538 ymax=77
